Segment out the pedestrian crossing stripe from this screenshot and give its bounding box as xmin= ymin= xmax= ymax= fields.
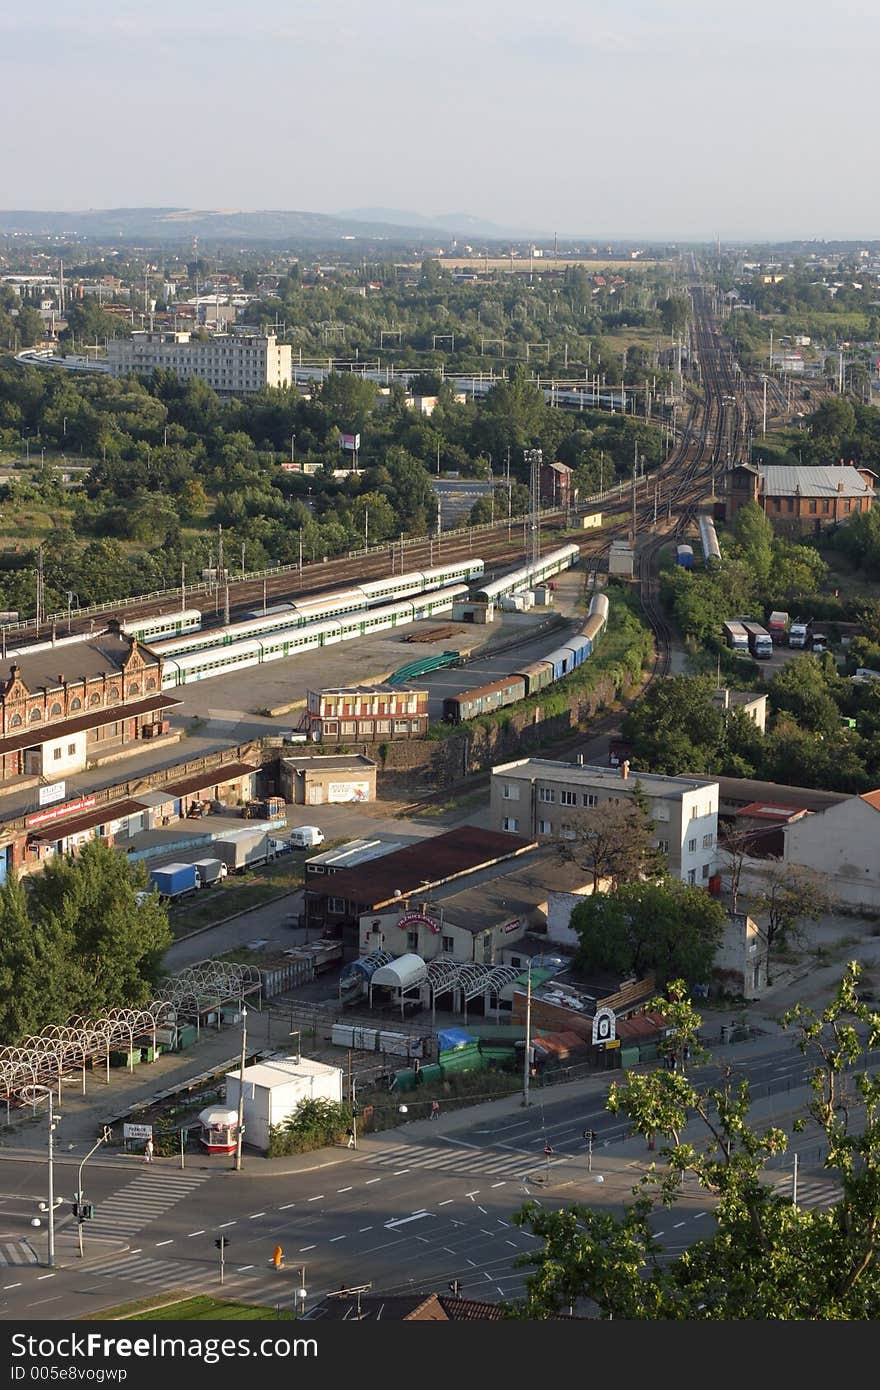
xmin=362 ymin=1143 xmax=564 ymax=1176
xmin=80 ymin=1171 xmax=209 ymax=1237
xmin=0 ymin=1241 xmax=38 ymax=1267
xmin=772 ymin=1178 xmax=840 ymax=1209
xmin=85 ymin=1253 xmax=306 ymax=1305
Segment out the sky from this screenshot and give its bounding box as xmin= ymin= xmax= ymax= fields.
xmin=0 ymin=0 xmax=877 ymax=240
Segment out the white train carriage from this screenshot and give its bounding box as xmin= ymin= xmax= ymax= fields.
xmin=122 ymin=609 xmax=202 ymax=643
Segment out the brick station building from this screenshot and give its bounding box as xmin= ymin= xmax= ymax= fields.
xmin=0 ymin=626 xmax=177 ymax=786
xmin=725 ymin=462 xmax=875 ymax=534
xmin=305 ymin=685 xmax=429 ymax=742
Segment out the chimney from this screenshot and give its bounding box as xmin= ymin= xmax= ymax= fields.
xmin=621 ymin=759 xmax=630 ymax=781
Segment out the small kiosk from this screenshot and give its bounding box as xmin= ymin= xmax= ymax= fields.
xmin=198 ymin=1105 xmax=240 ymax=1155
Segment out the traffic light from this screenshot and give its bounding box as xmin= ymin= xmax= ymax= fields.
xmin=71 ymin=1202 xmax=79 ymax=1219
xmin=215 ymin=1236 xmax=229 ymax=1250
xmin=82 ymin=1203 xmax=94 ymax=1220
xmin=448 ymin=1280 xmax=462 ymax=1297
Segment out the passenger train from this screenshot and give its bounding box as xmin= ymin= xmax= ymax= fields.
xmin=473 ymin=544 xmax=580 ymax=606
xmin=443 ymin=592 xmax=610 ymax=723
xmin=698 ymin=515 xmax=722 ymax=567
xmin=1 ymin=608 xmax=203 ymax=661
xmin=152 ymin=561 xmax=485 ymax=658
xmin=160 ymin=587 xmax=468 ymax=688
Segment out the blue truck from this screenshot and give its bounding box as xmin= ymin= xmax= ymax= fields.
xmin=148 ymin=862 xmax=202 ymax=900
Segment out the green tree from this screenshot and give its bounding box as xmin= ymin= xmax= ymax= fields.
xmin=27 ymin=840 xmax=171 ymax=1018
xmin=0 ymin=876 xmax=69 ymax=1040
xmin=621 ymin=676 xmax=725 ymax=774
xmin=570 ymin=880 xmax=725 ymax=986
xmin=558 ymin=785 xmax=664 ymax=892
xmin=510 ymin=966 xmax=880 ymax=1319
xmin=733 ymin=500 xmax=773 ymax=585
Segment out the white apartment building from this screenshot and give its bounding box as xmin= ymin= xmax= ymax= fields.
xmin=107 ymin=332 xmax=292 ymax=395
xmin=490 ymin=758 xmax=719 ymax=886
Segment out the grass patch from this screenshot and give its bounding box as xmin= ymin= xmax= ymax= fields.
xmin=168 ymin=856 xmax=305 ymax=936
xmin=88 ymin=1293 xmax=293 ymax=1321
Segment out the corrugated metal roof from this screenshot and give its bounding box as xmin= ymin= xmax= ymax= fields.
xmin=759 ymin=465 xmax=874 ymax=498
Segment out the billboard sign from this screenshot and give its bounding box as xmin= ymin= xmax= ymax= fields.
xmin=328 ymin=781 xmax=369 ymax=804
xmin=397 ymin=910 xmax=440 ymax=935
xmin=38 ymin=782 xmax=66 ymax=808
xmin=338 ymin=432 xmax=360 ymax=452
xmin=592 ymin=1006 xmax=616 ymax=1046
xmin=26 ymin=794 xmax=97 ymax=829
xmin=123 ymin=1123 xmax=153 ymax=1140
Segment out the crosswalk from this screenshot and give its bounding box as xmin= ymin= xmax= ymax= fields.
xmin=0 ymin=1239 xmax=38 ymax=1267
xmin=70 ymin=1171 xmax=209 ymax=1240
xmin=772 ymin=1176 xmax=841 ymax=1210
xmin=362 ymin=1139 xmax=563 ymax=1179
xmin=82 ymin=1249 xmax=300 ymax=1307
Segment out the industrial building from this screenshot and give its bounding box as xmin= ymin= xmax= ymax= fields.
xmin=279 ymin=753 xmax=377 ymax=806
xmin=725 ymin=462 xmax=875 ymax=533
xmin=304 ymin=685 xmax=429 ymax=741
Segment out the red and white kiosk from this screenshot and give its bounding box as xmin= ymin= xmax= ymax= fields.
xmin=198 ymin=1105 xmax=240 ymax=1155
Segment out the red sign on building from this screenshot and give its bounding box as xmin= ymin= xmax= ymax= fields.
xmin=26 ymin=795 xmax=97 ymax=829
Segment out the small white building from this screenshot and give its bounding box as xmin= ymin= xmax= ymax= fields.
xmin=784 ymin=791 xmax=880 ymax=908
xmin=225 ymin=1057 xmax=343 ymax=1153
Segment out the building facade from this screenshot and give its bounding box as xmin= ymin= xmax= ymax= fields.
xmin=725 ymin=462 xmax=875 ymax=533
xmin=305 ymin=686 xmax=429 ymax=741
xmin=0 ymin=630 xmax=172 ymax=786
xmin=279 ymin=754 xmax=377 ymax=805
xmin=491 ymin=758 xmax=719 ymax=885
xmin=784 ymin=790 xmax=880 ymax=908
xmin=107 ymin=332 xmax=292 ymax=394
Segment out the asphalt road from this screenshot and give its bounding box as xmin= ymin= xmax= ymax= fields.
xmin=0 ymin=1034 xmax=849 ymax=1321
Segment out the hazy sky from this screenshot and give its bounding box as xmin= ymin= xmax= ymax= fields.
xmin=1 ymin=0 xmax=877 ymax=239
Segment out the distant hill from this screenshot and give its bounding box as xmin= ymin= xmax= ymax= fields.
xmin=338 ymin=207 xmax=545 ymax=239
xmin=0 ymin=207 xmax=456 ymax=242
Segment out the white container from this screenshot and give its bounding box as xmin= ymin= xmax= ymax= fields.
xmin=225 ymin=1057 xmax=343 ymax=1153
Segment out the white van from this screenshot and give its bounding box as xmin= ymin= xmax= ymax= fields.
xmin=288 ymin=825 xmax=325 ymax=849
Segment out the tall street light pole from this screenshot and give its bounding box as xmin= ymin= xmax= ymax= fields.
xmin=24 ymin=1086 xmax=58 ymax=1267
xmin=522 ymin=962 xmax=532 ymax=1107
xmin=234 ymin=1003 xmax=248 ymax=1172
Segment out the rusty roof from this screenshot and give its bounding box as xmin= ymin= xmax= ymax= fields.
xmin=305 ymin=826 xmax=536 ymax=908
xmin=0 ymin=693 xmax=179 ymax=757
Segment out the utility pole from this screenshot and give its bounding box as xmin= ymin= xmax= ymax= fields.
xmin=631 ymin=443 xmax=637 ymax=544
xmin=234 ymin=1004 xmax=248 ymax=1172
xmin=35 ymin=546 xmax=44 ymax=632
xmin=762 ymin=375 xmax=768 ymax=438
xmin=522 ymin=963 xmax=532 ymax=1108
xmin=223 ymin=580 xmax=230 ymax=627
xmin=181 ymin=560 xmax=186 ymax=615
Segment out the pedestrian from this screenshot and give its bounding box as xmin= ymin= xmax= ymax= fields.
xmin=144 ymin=1138 xmax=154 ymax=1164
xmin=345 ymin=1126 xmax=355 ymax=1149
xmin=430 ymin=1099 xmax=441 ymax=1120
xmin=273 ymin=1244 xmax=284 ymax=1270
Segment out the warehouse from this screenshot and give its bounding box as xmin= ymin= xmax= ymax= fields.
xmin=279 ymin=753 xmax=377 ymax=806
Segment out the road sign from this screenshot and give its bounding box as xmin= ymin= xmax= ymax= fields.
xmin=604 ymin=1039 xmax=621 ymax=1049
xmin=544 ymin=1143 xmax=553 ymax=1156
xmin=592 ymin=1006 xmax=616 ymax=1046
xmin=123 ymin=1123 xmax=153 ymax=1140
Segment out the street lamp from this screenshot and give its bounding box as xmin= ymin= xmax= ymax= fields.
xmin=21 ymin=1086 xmax=60 ymax=1268
xmin=74 ymin=1126 xmax=111 ymax=1258
xmin=234 ymin=1004 xmax=248 ymax=1172
xmin=294 ymin=1266 xmax=308 ymax=1318
xmin=522 ymin=961 xmax=533 ymax=1107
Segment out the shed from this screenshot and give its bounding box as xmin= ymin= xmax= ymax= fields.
xmin=224 ymin=1056 xmax=343 ymax=1153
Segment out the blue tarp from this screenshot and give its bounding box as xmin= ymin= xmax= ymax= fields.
xmin=437 ymin=1027 xmax=475 ymax=1052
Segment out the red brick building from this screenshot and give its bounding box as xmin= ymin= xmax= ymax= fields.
xmin=0 ymin=627 xmax=176 ymax=786
xmin=725 ymin=462 xmax=875 ymax=534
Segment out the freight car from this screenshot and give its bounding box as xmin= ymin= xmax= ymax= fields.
xmin=443 ymin=589 xmax=611 ymax=723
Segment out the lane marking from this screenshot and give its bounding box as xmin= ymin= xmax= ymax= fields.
xmin=307 ymin=1196 xmax=324 ymax=1203
xmin=129 ymin=1249 xmax=142 ymax=1255
xmin=694 ymin=1211 xmax=708 ymax=1219
xmin=384 ymin=1212 xmax=430 ymax=1230
xmin=465 ymin=1191 xmax=480 ymax=1199
xmin=155 ymin=1240 xmax=174 ymax=1247
xmin=443 ymin=1247 xmax=455 ymax=1254
xmin=358 ymin=1227 xmax=373 ymax=1233
xmin=674 ymin=1222 xmax=686 ymax=1229
xmin=365 ymin=1178 xmax=382 ymax=1185
xmin=438 ymin=1199 xmax=454 ymax=1207
xmin=490 ymin=1182 xmax=506 ymax=1188
xmin=299 ymin=1244 xmax=316 ymax=1252
xmin=219 ymin=1221 xmax=236 ymax=1228
xmin=330 ymin=1235 xmax=346 ymax=1242
xmin=237 ymin=1265 xmax=255 ymax=1272
xmin=393 ymin=1169 xmax=410 ymax=1175
xmin=248 ymin=1212 xmax=266 ymax=1219
xmin=466 ymin=1259 xmax=477 ymax=1267
xmin=187 ymin=1230 xmax=205 ymax=1237
xmin=36 ymin=1274 xmax=55 ymax=1281
xmin=337 ymin=1187 xmax=353 ymax=1193
xmin=3 ymin=1283 xmax=21 ymax=1290
xmin=279 ymin=1203 xmax=296 ymax=1211
xmin=478 ymin=1206 xmax=488 ymax=1214
xmin=506 ymin=1240 xmax=518 ymax=1247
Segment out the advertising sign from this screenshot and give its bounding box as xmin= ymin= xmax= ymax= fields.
xmin=338 ymin=432 xmax=361 ymax=452
xmin=592 ymin=1006 xmax=617 ymax=1046
xmin=123 ymin=1123 xmax=153 ymax=1140
xmin=397 ymin=910 xmax=440 ymax=935
xmin=328 ymin=780 xmax=369 ymax=804
xmin=502 ymin=918 xmax=522 ymax=934
xmin=38 ymin=781 xmax=66 ymax=808
xmin=26 ymin=794 xmax=97 ymax=829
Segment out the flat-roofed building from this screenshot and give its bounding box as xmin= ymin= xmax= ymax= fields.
xmin=305 ymin=685 xmax=429 ymax=741
xmin=107 ymin=332 xmax=291 ymax=394
xmin=491 ymin=757 xmax=719 ymax=886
